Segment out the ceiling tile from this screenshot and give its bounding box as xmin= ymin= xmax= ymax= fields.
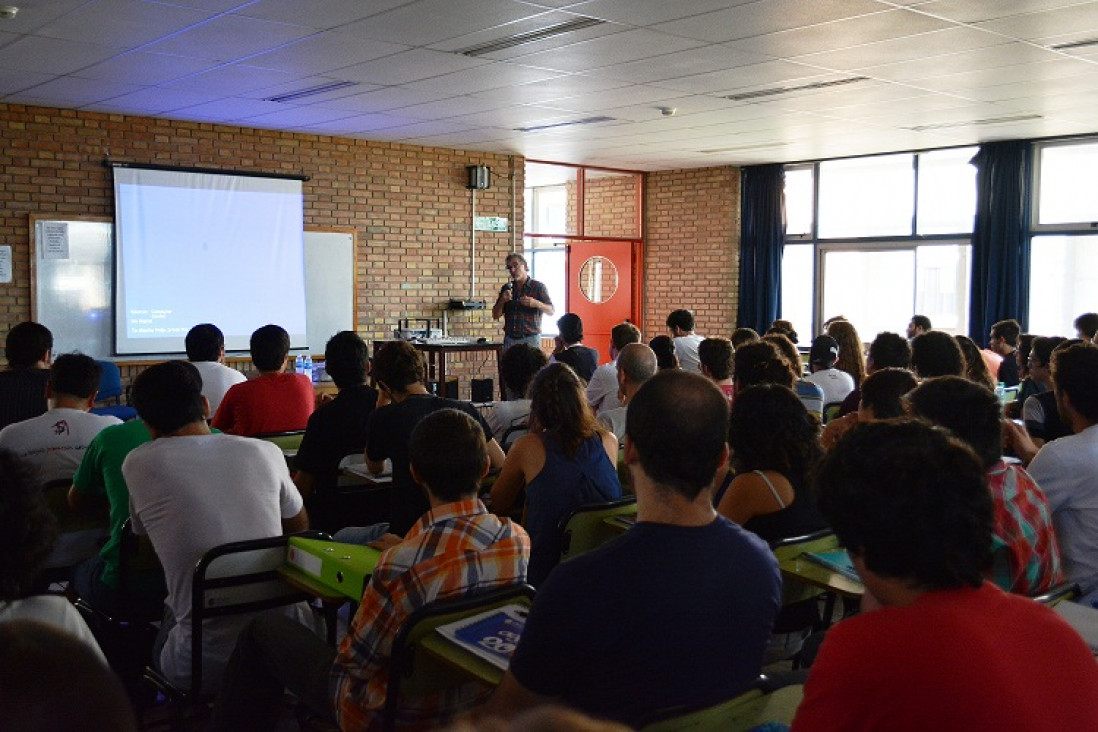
xmin=347 ymin=0 xmax=551 ymax=47
xmin=649 ymin=60 xmax=832 ymax=95
xmin=16 ymin=75 xmax=143 ymax=105
xmin=0 ymin=35 xmax=122 ymax=74
xmin=245 ymin=28 xmax=409 ymax=76
xmin=428 ymin=9 xmax=620 ymax=56
xmin=143 ymin=14 xmax=317 ymax=62
xmin=729 ymin=9 xmax=957 ymax=57
xmin=0 ymin=68 xmax=56 ymax=95
xmin=76 ymin=52 xmax=221 ymax=86
xmin=917 ymin=0 xmax=1094 ymax=24
xmin=795 ymin=26 xmax=1007 ymax=72
xmin=975 ymin=2 xmax=1098 ymax=42
xmin=584 ymin=44 xmax=771 ymax=84
xmin=336 ymin=49 xmax=489 ymax=86
xmin=81 ymin=86 xmax=224 ymax=114
xmin=504 ymin=28 xmax=706 ymax=72
xmin=161 ymin=63 xmax=300 ymax=96
xmin=565 ymin=0 xmax=757 ymax=26
xmin=230 ymin=0 xmax=413 ymax=28
xmin=652 ymin=0 xmax=888 ymax=44
xmin=36 ymin=0 xmax=215 ymax=47
xmin=401 ymin=63 xmax=567 ymax=95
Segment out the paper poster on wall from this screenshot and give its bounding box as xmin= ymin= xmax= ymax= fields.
xmin=0 ymin=246 xmax=10 ymax=283
xmin=42 ymin=222 xmax=69 ymax=259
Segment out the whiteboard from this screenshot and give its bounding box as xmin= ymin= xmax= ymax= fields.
xmin=31 ymin=217 xmax=354 ymax=358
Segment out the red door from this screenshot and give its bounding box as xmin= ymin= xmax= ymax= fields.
xmin=566 ymin=240 xmax=639 ymax=364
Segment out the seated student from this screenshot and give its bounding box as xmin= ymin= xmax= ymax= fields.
xmin=486 ymin=343 xmax=547 ymax=445
xmin=717 ymin=384 xmax=826 ymax=542
xmin=763 ymin=333 xmax=825 ymax=420
xmin=907 ymin=376 xmax=1063 ymax=596
xmin=596 ymin=343 xmax=658 ymax=443
xmin=989 ymin=318 xmax=1022 ymax=387
xmin=0 ymin=620 xmax=135 ymax=732
xmin=1022 ymin=336 xmax=1072 ymax=445
xmin=730 ymin=327 xmax=760 ymax=350
xmin=124 ymin=361 xmax=311 ymax=693
xmin=956 ymin=334 xmax=997 ymax=391
xmin=826 ymin=319 xmax=867 ymax=391
xmin=666 ymin=308 xmax=704 ymax=373
xmin=838 ymin=331 xmax=911 ymax=416
xmin=211 ymin=324 xmax=314 ymax=436
xmin=586 ymin=321 xmax=641 ymax=415
xmin=68 ymin=416 xmax=165 ymax=618
xmin=0 ymin=353 xmax=121 ymax=484
xmin=0 ymin=448 xmax=105 ymax=662
xmin=293 ymin=332 xmax=378 ymax=508
xmin=211 ymin=409 xmax=531 ymax=731
xmin=698 ymin=336 xmax=735 ymax=400
xmin=909 ymin=329 xmax=965 ymax=379
xmin=185 ymin=323 xmax=246 ymax=416
xmin=338 ymin=340 xmax=505 ymax=545
xmin=0 ymin=321 xmax=52 ymax=430
xmin=791 ymin=420 xmax=1098 ymax=731
xmin=485 ymin=371 xmax=781 ymax=727
xmin=822 ymin=367 xmax=917 ymax=450
xmin=491 ymin=363 xmax=621 ymax=586
xmin=551 ymin=313 xmax=599 ymax=382
xmin=648 ymin=335 xmax=679 ymax=370
xmin=805 ymin=335 xmax=855 ymax=406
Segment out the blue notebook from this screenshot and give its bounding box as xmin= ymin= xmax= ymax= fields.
xmin=435 ymin=604 xmax=528 ymax=671
xmin=802 ymin=549 xmax=860 ymax=583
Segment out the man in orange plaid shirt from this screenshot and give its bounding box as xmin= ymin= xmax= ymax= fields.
xmin=212 ymin=409 xmax=530 ymax=730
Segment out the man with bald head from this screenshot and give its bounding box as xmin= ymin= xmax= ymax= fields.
xmin=597 ymin=343 xmax=658 ymax=442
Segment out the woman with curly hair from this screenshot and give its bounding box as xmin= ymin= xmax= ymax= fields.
xmin=648 ymin=335 xmax=679 ymax=371
xmin=716 ymin=384 xmax=826 ymax=541
xmin=826 ymin=319 xmax=867 ymax=388
xmin=0 ymin=448 xmax=105 ymax=660
xmin=491 ymin=363 xmax=621 ymax=585
xmin=955 ymin=334 xmax=997 ymax=391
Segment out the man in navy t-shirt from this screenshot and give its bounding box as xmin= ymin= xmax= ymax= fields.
xmin=485 ymin=370 xmax=781 ymax=727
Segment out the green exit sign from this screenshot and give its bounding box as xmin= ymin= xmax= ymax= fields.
xmin=474 ymin=216 xmax=509 ymax=232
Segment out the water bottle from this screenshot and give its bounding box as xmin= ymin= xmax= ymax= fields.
xmin=295 ymin=354 xmax=304 ymax=375
xmin=304 ymin=355 xmax=314 ymax=382
xmin=995 ymin=382 xmax=1005 ymax=404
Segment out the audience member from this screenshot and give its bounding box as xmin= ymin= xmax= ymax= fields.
xmin=493 ymin=253 xmax=554 ymax=350
xmin=125 ymin=361 xmax=311 ymax=692
xmin=596 ymin=343 xmax=658 ymax=442
xmin=906 ymin=314 xmax=931 ymax=339
xmin=770 ymin=319 xmax=799 ymax=344
xmin=1022 ymin=336 xmax=1071 ymax=445
xmin=211 ymin=324 xmax=314 ymax=436
xmin=486 ymin=371 xmax=781 ymax=726
xmin=211 ymin=409 xmax=531 ymax=730
xmin=910 ymin=330 xmax=964 ymax=378
xmin=293 ymin=332 xmax=378 ymax=529
xmin=826 ymin=319 xmax=867 ymax=389
xmin=487 ymin=343 xmax=548 ymax=446
xmin=805 ymin=335 xmax=855 ymax=406
xmin=0 ymin=448 xmax=105 ymax=661
xmin=648 ymin=335 xmax=679 ymax=370
xmin=185 ymin=323 xmax=246 ymax=415
xmin=730 ymin=327 xmax=760 ymax=350
xmin=764 ymin=333 xmax=825 ymax=420
xmin=822 ymin=367 xmax=916 ymax=450
xmin=0 ymin=353 xmax=120 ymax=484
xmin=1014 ymin=333 xmax=1042 ymax=408
xmin=586 ymin=322 xmax=641 ymax=415
xmin=69 ymin=416 xmax=164 ymax=618
xmin=666 ymin=309 xmax=703 ymax=373
xmin=735 ymin=340 xmax=794 ymax=392
xmin=717 ymin=384 xmax=826 ymax=540
xmin=491 ymin=363 xmax=620 ymax=586
xmin=1075 ymin=312 xmax=1098 ymax=341
xmin=792 ymin=420 xmax=1098 ymax=730
xmin=552 ymin=313 xmax=599 ymax=382
xmin=955 ymin=334 xmax=997 ymax=390
xmin=908 ymin=376 xmax=1063 ymax=595
xmin=837 ymin=331 xmax=911 ymax=416
xmin=0 ymin=621 xmax=133 ymax=731
xmin=1022 ymin=344 xmax=1098 ymax=604
xmin=989 ymin=318 xmax=1022 ymax=387
xmin=0 ymin=321 xmax=52 ymax=430
xmin=697 ymin=337 xmax=735 ymax=400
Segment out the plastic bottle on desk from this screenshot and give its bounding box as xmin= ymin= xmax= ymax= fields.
xmin=295 ymin=354 xmax=304 ymax=375
xmin=304 ymin=355 xmax=314 ymax=382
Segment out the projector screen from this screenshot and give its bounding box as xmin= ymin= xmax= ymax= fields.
xmin=112 ymin=165 xmax=307 ymax=355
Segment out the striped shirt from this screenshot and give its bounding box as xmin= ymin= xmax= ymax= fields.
xmin=330 ymin=499 xmax=530 ymax=731
xmin=987 ymin=460 xmax=1063 ymax=595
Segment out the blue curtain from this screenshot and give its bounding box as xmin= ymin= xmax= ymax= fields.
xmin=737 ymin=164 xmax=786 ymax=333
xmin=968 ymin=140 xmax=1032 ymax=341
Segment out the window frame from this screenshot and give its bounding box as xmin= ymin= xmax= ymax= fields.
xmin=1031 ymin=137 xmax=1098 ymax=233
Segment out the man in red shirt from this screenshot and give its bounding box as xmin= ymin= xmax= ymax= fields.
xmin=792 ymin=420 xmax=1098 ymax=731
xmin=211 ymin=324 xmax=313 ymax=436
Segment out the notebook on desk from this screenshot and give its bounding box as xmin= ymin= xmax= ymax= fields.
xmin=435 ymin=604 xmax=528 ymax=671
xmin=802 ymin=549 xmax=860 ymax=583
xmin=286 ymin=537 xmax=382 ymax=601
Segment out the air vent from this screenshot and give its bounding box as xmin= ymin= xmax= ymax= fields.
xmin=1051 ymin=37 xmax=1098 ymax=51
xmin=905 ymin=114 xmax=1042 ymax=132
xmin=516 ymin=116 xmax=615 ymax=133
xmin=725 ymin=76 xmax=869 ymax=102
xmin=265 ymin=80 xmax=358 ymax=103
xmin=456 ymin=16 xmax=606 ymax=57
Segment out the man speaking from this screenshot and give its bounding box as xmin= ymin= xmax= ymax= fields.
xmin=492 ymin=253 xmax=554 ymax=350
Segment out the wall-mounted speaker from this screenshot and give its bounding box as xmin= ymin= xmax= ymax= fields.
xmin=466 ymin=164 xmax=491 ymax=190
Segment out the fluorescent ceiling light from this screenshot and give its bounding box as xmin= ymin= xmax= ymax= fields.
xmin=905 ymin=114 xmax=1041 ymax=132
xmin=456 ymin=17 xmax=606 ymax=57
xmin=1051 ymin=37 xmax=1098 ymax=51
xmin=725 ymin=76 xmax=869 ymax=102
xmin=516 ymin=116 xmax=615 ymax=133
xmin=265 ymin=80 xmax=358 ymax=103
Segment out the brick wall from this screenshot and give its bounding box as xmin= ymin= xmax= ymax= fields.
xmin=582 ymin=173 xmax=639 ymax=239
xmin=644 ymin=166 xmax=739 ymax=339
xmin=0 ymin=104 xmax=522 ymax=397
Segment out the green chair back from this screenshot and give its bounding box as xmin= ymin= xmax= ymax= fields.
xmin=558 ymin=497 xmax=638 ymax=563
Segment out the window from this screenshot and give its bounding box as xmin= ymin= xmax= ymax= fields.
xmin=527 ymin=244 xmax=566 ymax=336
xmin=783 ymin=147 xmax=976 ymax=336
xmin=1035 ymin=140 xmax=1098 ymax=227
